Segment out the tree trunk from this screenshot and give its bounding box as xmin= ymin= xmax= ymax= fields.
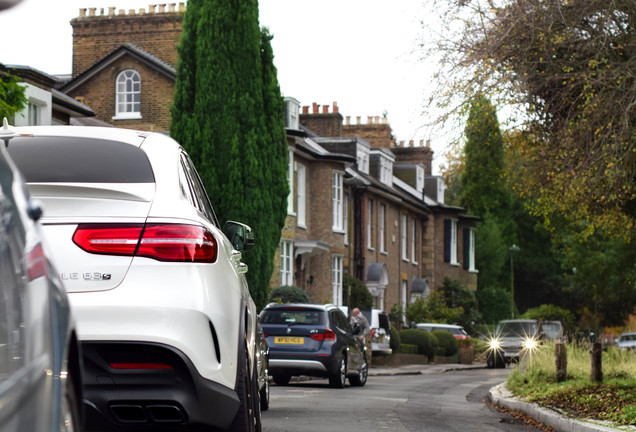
xmin=555 ymin=342 xmax=567 ymax=382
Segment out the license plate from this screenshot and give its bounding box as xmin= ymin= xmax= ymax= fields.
xmin=275 ymin=336 xmax=304 ymax=344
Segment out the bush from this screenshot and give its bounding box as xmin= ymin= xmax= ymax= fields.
xmin=398 ymin=344 xmax=418 ymax=354
xmin=432 ymin=330 xmax=458 ymax=357
xmin=268 ymin=285 xmax=310 ymax=304
xmin=399 ymin=329 xmax=438 ymax=359
xmin=389 ymin=324 xmax=401 ymax=352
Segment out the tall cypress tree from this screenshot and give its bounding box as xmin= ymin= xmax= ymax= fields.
xmin=171 ymin=0 xmax=288 ymax=307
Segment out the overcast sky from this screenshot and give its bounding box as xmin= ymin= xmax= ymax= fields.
xmin=1 ymin=0 xmax=448 ymax=173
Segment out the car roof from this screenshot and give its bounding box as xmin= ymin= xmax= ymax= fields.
xmin=262 ymin=303 xmax=337 ymax=312
xmin=416 ymin=323 xmax=463 ymax=329
xmin=8 ymin=125 xmax=150 ymax=146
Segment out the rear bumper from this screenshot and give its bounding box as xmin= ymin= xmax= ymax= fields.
xmin=82 ymin=342 xmax=238 ymax=432
xmin=268 ymin=351 xmax=338 ymax=377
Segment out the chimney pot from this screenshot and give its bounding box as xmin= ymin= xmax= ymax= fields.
xmin=346 ymin=116 xmax=351 ymax=125
xmin=375 ymin=116 xmax=380 ymax=124
xmin=148 ymin=5 xmax=156 ymax=13
xmin=108 ymin=6 xmax=116 ymax=15
xmin=302 ymin=106 xmax=309 ymax=114
xmin=312 ymin=103 xmax=319 ymax=114
xmin=88 ymin=7 xmax=96 ymax=16
xmin=333 ymin=101 xmax=339 ymax=113
xmin=78 ymin=8 xmax=86 ymax=17
xmin=400 ymin=140 xmax=406 ymax=147
xmin=426 ymin=139 xmax=431 ymax=148
xmin=169 ymin=3 xmax=176 ymax=12
xmin=179 ymin=2 xmax=186 ymax=12
xmin=159 ymin=4 xmax=166 ymax=13
xmin=356 ymin=116 xmax=361 ymax=125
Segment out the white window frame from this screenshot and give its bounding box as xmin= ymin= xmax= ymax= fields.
xmin=367 ymin=199 xmax=374 ymax=250
xmin=344 ymin=193 xmax=349 ymax=245
xmin=410 ymin=218 xmax=418 ymax=264
xmin=450 ymin=219 xmax=459 ymax=265
xmin=287 ymin=150 xmax=295 ymax=215
xmin=332 ymin=171 xmax=344 ymax=231
xmin=297 ymin=163 xmax=306 ymax=228
xmin=469 ymin=228 xmax=477 ymax=272
xmin=380 ymin=204 xmax=386 ymax=254
xmin=113 ymin=69 xmax=141 ymax=119
xmin=280 ymin=240 xmax=294 ymax=286
xmin=332 ymin=255 xmax=343 ymax=306
xmin=401 ymin=214 xmax=408 ymax=261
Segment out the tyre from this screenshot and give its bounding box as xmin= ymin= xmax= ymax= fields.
xmin=328 ymin=357 xmax=346 ymax=388
xmin=60 ymin=370 xmax=81 ymax=432
xmin=260 ymin=378 xmax=269 ymax=411
xmin=229 ymin=343 xmax=260 ymax=432
xmin=349 ymin=356 xmax=368 ymax=387
xmin=272 ymin=373 xmax=291 ymax=386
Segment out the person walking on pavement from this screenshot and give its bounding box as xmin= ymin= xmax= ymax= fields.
xmin=350 ymin=308 xmax=370 ymax=341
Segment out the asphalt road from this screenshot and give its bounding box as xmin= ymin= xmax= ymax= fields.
xmin=261 ymin=368 xmax=547 ymax=432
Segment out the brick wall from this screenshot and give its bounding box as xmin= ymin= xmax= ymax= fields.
xmin=66 ymin=56 xmax=174 ymax=131
xmin=390 ymin=145 xmax=434 ymax=176
xmin=71 ymin=4 xmax=185 ymax=76
xmin=342 ymin=116 xmax=393 ymax=148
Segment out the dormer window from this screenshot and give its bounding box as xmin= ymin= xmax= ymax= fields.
xmin=356 ymin=144 xmax=370 ymax=174
xmin=284 ymin=97 xmax=300 ymax=129
xmin=114 ymin=69 xmax=141 ymax=119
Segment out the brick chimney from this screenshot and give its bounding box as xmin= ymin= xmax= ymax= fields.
xmin=299 ymin=101 xmax=343 ymax=137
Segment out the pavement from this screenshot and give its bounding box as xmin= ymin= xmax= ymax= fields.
xmin=368 ymin=363 xmax=635 ymax=432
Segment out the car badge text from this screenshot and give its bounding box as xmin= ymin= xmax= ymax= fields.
xmin=60 ymin=272 xmax=112 ymax=281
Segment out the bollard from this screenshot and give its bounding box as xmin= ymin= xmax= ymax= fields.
xmin=555 ymin=342 xmax=567 ymax=382
xmin=590 ymin=341 xmax=603 ymax=383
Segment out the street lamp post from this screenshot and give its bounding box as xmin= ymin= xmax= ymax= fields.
xmin=509 ymin=244 xmax=520 ymax=318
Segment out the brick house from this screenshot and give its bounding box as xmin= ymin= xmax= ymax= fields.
xmin=273 ymin=99 xmax=479 ymax=318
xmin=60 ymin=4 xmax=184 ymax=132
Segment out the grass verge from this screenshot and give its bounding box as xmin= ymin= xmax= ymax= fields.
xmin=506 ymin=342 xmax=636 ymax=426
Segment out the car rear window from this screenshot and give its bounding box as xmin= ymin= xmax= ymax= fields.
xmin=7 ymin=136 xmax=154 ymax=183
xmin=261 ymin=308 xmax=326 ymax=325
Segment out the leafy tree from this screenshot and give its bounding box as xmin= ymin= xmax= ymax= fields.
xmin=0 ymin=70 xmax=26 ymax=120
xmin=343 ymin=273 xmax=373 ymax=309
xmin=476 ymin=286 xmax=511 ymax=325
xmin=427 ymin=0 xmax=635 ymax=239
xmin=521 ymin=304 xmax=575 ymax=335
xmin=460 ymin=96 xmax=515 ymax=243
xmin=268 ymin=285 xmax=311 ymax=304
xmin=170 ymin=0 xmax=288 ymax=308
xmin=556 ymin=233 xmax=636 ymax=329
xmin=440 ymin=278 xmax=482 ymax=335
xmin=405 ymin=291 xmax=464 ymax=325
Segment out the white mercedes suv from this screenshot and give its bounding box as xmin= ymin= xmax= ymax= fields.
xmin=6 ymin=125 xmax=261 ymax=432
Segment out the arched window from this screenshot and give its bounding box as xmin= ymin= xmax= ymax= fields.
xmin=114 ymin=70 xmax=141 ymax=119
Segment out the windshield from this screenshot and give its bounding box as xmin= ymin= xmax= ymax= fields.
xmin=260 ymin=308 xmax=326 ymax=326
xmin=541 ymin=322 xmax=563 ymax=339
xmin=497 ymin=321 xmax=537 ymax=337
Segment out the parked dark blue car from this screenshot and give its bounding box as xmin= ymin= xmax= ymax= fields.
xmin=259 ymin=303 xmax=367 ymax=388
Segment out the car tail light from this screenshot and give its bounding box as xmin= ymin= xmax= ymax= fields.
xmin=371 ymin=328 xmax=376 ymax=338
xmin=73 ymin=223 xmax=217 ymax=263
xmin=310 ymin=328 xmax=336 ymax=342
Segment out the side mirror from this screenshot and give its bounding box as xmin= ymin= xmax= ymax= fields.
xmin=224 ymin=221 xmax=255 ymax=252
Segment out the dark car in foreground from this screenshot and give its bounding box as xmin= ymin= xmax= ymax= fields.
xmin=259 ymin=303 xmax=368 ymax=388
xmin=0 ymin=120 xmax=83 ymax=431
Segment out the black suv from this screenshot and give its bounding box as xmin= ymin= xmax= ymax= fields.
xmin=259 ymin=303 xmax=368 ymax=388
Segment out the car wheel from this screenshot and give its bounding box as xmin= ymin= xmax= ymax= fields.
xmin=260 ymin=377 xmax=270 ymax=411
xmin=486 ymin=353 xmax=495 ymax=369
xmin=273 ymin=373 xmax=291 ymax=386
xmin=229 ymin=343 xmax=260 ymax=432
xmin=349 ymin=356 xmax=368 ymax=387
xmin=329 ymin=356 xmax=346 ymax=388
xmin=60 ymin=371 xmax=80 ymax=432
